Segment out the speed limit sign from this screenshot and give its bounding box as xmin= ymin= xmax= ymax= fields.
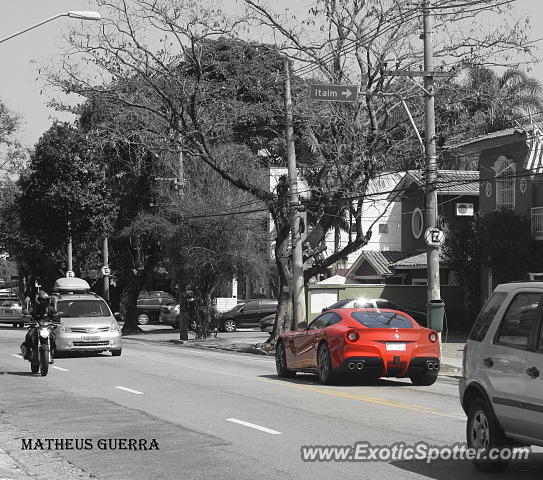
xmin=101 ymin=266 xmax=111 ymax=276
xmin=424 ymin=227 xmax=445 ymax=247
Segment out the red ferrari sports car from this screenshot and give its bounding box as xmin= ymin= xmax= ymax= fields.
xmin=275 ymin=308 xmax=440 ymax=385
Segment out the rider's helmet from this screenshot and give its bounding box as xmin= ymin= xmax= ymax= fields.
xmin=34 ymin=290 xmax=50 ymax=317
xmin=36 ymin=290 xmax=49 ymax=306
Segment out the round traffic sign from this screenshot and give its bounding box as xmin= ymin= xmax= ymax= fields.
xmin=66 ymin=270 xmax=75 ymax=278
xmin=102 ymin=266 xmax=111 ymax=276
xmin=424 ymin=227 xmax=445 ymax=247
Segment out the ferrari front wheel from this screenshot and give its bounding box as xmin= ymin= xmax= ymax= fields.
xmin=276 ymin=341 xmax=296 ymax=378
xmin=317 ymin=342 xmax=336 ymax=385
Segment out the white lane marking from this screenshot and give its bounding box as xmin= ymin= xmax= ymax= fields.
xmin=9 ymin=354 xmax=22 ymax=358
xmin=226 ymin=418 xmax=282 ymax=435
xmin=115 ymin=386 xmax=144 ymax=395
xmin=52 ymin=366 xmax=70 ymax=372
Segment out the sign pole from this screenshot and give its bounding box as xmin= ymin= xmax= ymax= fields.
xmin=103 ymin=237 xmax=110 ymax=303
xmin=422 ymin=0 xmax=443 ymax=351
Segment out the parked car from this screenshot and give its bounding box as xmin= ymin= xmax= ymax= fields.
xmin=323 ymin=298 xmax=427 ymax=326
xmin=260 ymin=313 xmax=276 ymax=333
xmin=0 ymin=295 xmax=24 ymax=327
xmin=137 ymin=291 xmax=176 ymax=325
xmin=160 ymin=304 xmax=181 ymax=328
xmin=219 ymin=299 xmax=277 ymax=332
xmin=276 ymin=308 xmax=440 ymax=385
xmin=460 ymin=281 xmax=543 ymax=472
xmin=50 ymin=277 xmax=122 ymax=356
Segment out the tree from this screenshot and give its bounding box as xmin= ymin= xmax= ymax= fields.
xmin=166 ymin=159 xmax=269 ymax=338
xmin=436 ymin=66 xmax=543 ymax=162
xmin=14 ymin=123 xmax=116 ymax=290
xmin=48 ymin=0 xmax=534 ymax=340
xmin=444 ymin=209 xmax=543 ymax=326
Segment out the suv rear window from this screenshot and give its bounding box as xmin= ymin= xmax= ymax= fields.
xmin=469 ymin=292 xmax=507 ymax=342
xmin=350 ymin=311 xmax=413 ymax=328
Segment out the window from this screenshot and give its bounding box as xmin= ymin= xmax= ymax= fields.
xmin=411 ymin=208 xmax=424 ymax=239
xmin=309 ymin=313 xmax=333 ymax=330
xmin=378 ymin=223 xmax=388 ymax=234
xmin=495 ymin=293 xmax=541 ymax=349
xmin=350 ymin=311 xmax=414 ymax=328
xmin=57 ymin=300 xmax=111 ymax=318
xmin=242 ymin=301 xmax=260 ymax=311
xmin=469 ymin=292 xmax=507 ymax=342
xmin=495 ymin=157 xmax=515 ymax=209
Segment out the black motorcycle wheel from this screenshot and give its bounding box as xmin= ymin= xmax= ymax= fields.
xmin=39 ymin=349 xmax=49 ymax=376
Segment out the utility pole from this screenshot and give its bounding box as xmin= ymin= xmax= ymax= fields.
xmin=283 ymin=56 xmax=306 ymax=330
xmin=67 ymin=221 xmax=73 ymax=275
xmin=383 ymin=1 xmax=450 ymax=332
xmin=422 ymin=0 xmax=441 ymax=303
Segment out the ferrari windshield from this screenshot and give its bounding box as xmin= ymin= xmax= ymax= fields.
xmin=350 ymin=310 xmax=414 ymax=328
xmin=57 ymin=300 xmax=111 ymax=318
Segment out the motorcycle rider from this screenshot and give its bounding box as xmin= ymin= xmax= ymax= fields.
xmin=20 ymin=290 xmax=55 ymax=364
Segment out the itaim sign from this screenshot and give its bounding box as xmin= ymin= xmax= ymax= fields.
xmin=309 ymin=84 xmax=358 ymax=103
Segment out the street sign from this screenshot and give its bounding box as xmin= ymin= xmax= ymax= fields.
xmin=424 ymin=227 xmax=445 ymax=247
xmin=101 ymin=266 xmax=111 ymax=276
xmin=65 ymin=270 xmax=75 ymax=278
xmin=309 ymin=84 xmax=358 ymax=103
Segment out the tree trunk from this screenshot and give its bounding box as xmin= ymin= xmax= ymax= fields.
xmin=121 ymin=272 xmax=145 ymax=334
xmin=268 ymin=218 xmax=293 ymax=344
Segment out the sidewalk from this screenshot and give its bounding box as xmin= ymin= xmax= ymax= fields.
xmin=0 ymin=447 xmax=33 ymax=480
xmin=124 ymin=327 xmax=467 ymax=374
xmin=0 ymin=422 xmax=98 ymax=480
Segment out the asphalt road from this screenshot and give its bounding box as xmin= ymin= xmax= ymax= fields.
xmin=1 ymin=325 xmax=542 ymax=480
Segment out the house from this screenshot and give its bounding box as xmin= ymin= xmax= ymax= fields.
xmin=451 ymin=124 xmax=543 ymax=297
xmin=345 ymin=169 xmax=480 ymax=285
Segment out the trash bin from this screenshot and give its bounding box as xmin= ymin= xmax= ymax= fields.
xmin=427 ymin=299 xmax=445 ymax=332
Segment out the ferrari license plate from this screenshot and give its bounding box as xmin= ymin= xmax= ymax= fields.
xmin=82 ymin=336 xmax=100 ymax=342
xmin=386 ymin=343 xmax=406 ymax=351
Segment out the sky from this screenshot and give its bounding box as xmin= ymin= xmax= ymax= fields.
xmin=0 ymin=0 xmax=542 ymax=150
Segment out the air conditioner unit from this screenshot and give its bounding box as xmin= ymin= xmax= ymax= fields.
xmin=456 ymin=203 xmax=474 ymax=216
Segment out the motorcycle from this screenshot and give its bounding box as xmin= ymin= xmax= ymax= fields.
xmin=21 ymin=312 xmax=55 ymax=376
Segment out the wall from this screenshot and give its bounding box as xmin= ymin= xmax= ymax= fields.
xmin=307 ymin=283 xmax=465 ymax=329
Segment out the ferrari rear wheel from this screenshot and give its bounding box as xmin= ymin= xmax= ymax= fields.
xmin=275 ymin=341 xmax=296 ymax=378
xmin=317 ymin=342 xmax=336 ymax=385
xmin=409 ymin=371 xmax=438 ymax=386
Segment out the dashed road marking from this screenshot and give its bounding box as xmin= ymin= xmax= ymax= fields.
xmin=115 ymin=386 xmax=144 ymax=395
xmin=52 ymin=366 xmax=70 ymax=372
xmin=226 ymin=418 xmax=282 ymax=435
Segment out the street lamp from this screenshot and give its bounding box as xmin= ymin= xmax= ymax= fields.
xmin=0 ymin=11 xmax=101 ymax=45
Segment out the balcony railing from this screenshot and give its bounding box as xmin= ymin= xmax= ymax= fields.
xmin=531 ymin=207 xmax=543 ymax=240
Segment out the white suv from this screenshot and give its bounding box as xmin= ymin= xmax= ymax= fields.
xmin=460 ymin=281 xmax=543 ymax=472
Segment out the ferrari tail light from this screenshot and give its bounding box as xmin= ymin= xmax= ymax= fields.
xmin=429 ymin=332 xmax=438 ymax=343
xmin=346 ymin=330 xmax=359 ymax=342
